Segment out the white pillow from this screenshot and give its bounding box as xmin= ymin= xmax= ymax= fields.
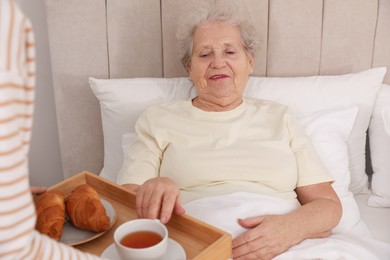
xmin=384 ymin=107 xmax=390 ymax=135
xmin=120 ymin=132 xmax=136 ymax=180
xmin=89 ymin=67 xmax=386 ymax=186
xmin=368 ymin=84 xmax=390 ymax=207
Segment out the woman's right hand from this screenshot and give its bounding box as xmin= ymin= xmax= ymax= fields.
xmin=133 ymin=177 xmax=185 ymax=224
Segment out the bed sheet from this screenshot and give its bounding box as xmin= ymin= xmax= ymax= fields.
xmin=184 ymin=192 xmax=390 ymax=259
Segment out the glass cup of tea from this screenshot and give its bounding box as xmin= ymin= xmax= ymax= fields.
xmin=114 ymin=219 xmax=169 ymax=260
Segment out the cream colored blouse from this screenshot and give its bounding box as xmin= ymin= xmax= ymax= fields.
xmin=118 ymin=98 xmax=333 ymax=203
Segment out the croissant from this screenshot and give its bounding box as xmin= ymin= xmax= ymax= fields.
xmin=65 ymin=184 xmax=110 ymax=232
xmin=35 ymin=190 xmax=66 ymax=241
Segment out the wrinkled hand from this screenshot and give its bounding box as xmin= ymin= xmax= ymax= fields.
xmin=30 ymin=186 xmax=47 ymax=196
xmin=135 ymin=177 xmax=185 ymax=224
xmin=232 ymin=215 xmax=300 ymax=260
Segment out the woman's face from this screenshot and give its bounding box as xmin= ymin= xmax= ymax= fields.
xmin=188 ymin=21 xmax=254 ymax=109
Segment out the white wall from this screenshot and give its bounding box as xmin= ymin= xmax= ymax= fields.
xmin=19 ymin=0 xmax=64 ymax=186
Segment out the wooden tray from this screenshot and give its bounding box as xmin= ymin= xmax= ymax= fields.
xmin=49 ymin=171 xmax=232 ymax=259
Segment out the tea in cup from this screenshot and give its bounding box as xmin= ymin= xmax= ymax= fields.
xmin=114 ymin=219 xmax=168 ymax=260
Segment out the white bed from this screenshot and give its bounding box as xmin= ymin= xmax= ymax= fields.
xmin=44 ymin=0 xmax=390 ymax=258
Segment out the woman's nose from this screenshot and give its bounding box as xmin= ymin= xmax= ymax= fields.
xmin=211 ymin=54 xmax=226 ymax=69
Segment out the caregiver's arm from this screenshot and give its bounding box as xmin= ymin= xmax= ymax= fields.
xmin=232 ymin=181 xmax=341 ymax=260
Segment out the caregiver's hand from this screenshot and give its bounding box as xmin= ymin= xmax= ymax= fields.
xmin=232 ymin=214 xmax=302 ymax=260
xmin=30 ymin=186 xmax=47 ymax=196
xmin=135 ymin=177 xmax=185 ymax=224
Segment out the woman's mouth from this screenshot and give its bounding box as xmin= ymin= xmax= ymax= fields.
xmin=209 ymin=74 xmax=229 ymax=80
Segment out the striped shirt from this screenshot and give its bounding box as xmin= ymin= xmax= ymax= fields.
xmin=0 ymin=0 xmax=101 ymax=259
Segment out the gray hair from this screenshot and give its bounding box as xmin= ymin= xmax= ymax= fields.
xmin=176 ymin=0 xmax=258 ymax=69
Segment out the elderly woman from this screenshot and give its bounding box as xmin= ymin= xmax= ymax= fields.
xmin=118 ymin=1 xmax=342 ymax=259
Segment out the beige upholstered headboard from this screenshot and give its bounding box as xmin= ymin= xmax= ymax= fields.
xmin=44 ymin=0 xmax=390 ymax=178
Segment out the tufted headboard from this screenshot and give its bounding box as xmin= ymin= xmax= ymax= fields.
xmin=44 ymin=0 xmax=390 ymax=178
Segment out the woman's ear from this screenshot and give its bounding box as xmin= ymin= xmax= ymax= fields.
xmin=248 ymin=54 xmax=254 ymax=74
xmin=186 ymin=61 xmax=192 ymax=73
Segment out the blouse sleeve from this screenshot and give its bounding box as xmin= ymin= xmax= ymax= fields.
xmin=285 ymin=111 xmax=335 ymax=187
xmin=0 ymin=1 xmax=102 ymax=259
xmin=117 ymin=109 xmax=163 ymax=185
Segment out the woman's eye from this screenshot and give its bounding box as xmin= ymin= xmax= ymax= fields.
xmin=226 ymin=51 xmax=236 ymax=55
xmin=200 ymin=53 xmax=210 ymax=58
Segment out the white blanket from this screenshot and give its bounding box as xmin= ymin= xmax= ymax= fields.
xmin=184 ymin=192 xmax=390 ymax=260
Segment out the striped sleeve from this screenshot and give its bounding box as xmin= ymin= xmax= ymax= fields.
xmin=0 ymin=1 xmax=102 ymax=259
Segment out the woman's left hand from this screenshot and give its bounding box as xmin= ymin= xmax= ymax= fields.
xmin=232 ymin=214 xmax=300 ymax=260
xmin=232 ymin=182 xmax=339 ymax=259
